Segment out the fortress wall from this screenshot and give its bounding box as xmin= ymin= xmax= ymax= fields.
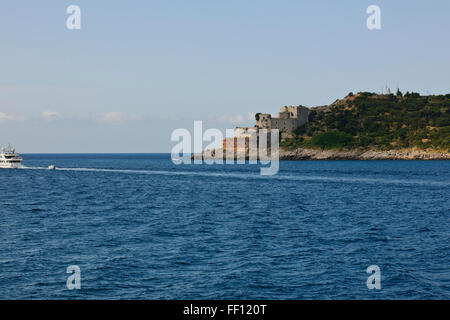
xmin=278 ymin=111 xmax=290 ymax=119
xmin=297 ymin=107 xmax=309 ymax=126
xmin=254 ymin=106 xmax=309 ymax=132
xmin=270 ymin=118 xmax=298 ymax=132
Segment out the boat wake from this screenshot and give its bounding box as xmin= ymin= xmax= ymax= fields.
xmin=19 ymin=165 xmax=449 ymax=187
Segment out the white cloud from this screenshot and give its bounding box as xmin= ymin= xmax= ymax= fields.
xmin=94 ymin=112 xmax=142 ymax=125
xmin=216 ymin=114 xmax=247 ymax=125
xmin=42 ymin=111 xmax=60 ymax=121
xmin=0 ymin=112 xmax=23 ymax=122
xmin=207 ymin=113 xmax=256 ymax=125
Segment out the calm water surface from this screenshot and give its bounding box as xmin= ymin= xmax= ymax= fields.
xmin=0 ymin=154 xmax=449 ymax=299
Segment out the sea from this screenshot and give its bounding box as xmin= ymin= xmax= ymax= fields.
xmin=0 ymin=154 xmax=449 ymax=299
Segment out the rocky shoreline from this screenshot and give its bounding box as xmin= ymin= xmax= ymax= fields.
xmin=192 ymin=147 xmax=450 ymax=160
xmin=279 ymin=148 xmax=450 ymax=160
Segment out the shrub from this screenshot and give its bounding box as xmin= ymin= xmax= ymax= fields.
xmin=293 ymin=123 xmax=308 ymax=135
xmin=310 ymin=131 xmax=354 ymax=149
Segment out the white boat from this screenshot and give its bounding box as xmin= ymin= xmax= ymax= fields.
xmin=0 ymin=144 xmax=22 ymax=168
xmin=172 ymin=157 xmax=182 ymax=164
xmin=48 ymin=165 xmax=56 ymax=170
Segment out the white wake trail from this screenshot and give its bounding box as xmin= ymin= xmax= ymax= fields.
xmin=19 ymin=165 xmax=449 ymax=187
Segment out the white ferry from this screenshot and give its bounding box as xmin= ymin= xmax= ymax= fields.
xmin=0 ymin=144 xmax=22 ymax=168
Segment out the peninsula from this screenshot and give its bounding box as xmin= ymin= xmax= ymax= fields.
xmin=211 ymin=91 xmax=450 ymax=160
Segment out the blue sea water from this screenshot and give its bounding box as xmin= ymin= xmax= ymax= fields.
xmin=0 ymin=154 xmax=449 ymax=299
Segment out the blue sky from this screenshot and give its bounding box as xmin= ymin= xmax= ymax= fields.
xmin=1 ymin=0 xmax=449 ymax=152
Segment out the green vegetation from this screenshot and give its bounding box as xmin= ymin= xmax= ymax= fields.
xmin=310 ymin=131 xmax=354 ymax=149
xmin=281 ymin=92 xmax=450 ymax=151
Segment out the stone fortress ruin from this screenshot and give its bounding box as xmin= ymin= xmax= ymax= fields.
xmin=195 ymin=105 xmax=310 ymax=161
xmin=219 ymin=105 xmax=310 ymax=156
xmin=234 ymin=105 xmax=309 ymax=138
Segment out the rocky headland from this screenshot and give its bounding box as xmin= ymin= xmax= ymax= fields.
xmin=279 ymin=147 xmax=450 ymax=160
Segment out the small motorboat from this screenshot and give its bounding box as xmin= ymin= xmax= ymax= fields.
xmin=48 ymin=165 xmax=56 ymax=170
xmin=171 ymin=157 xmax=182 ymax=164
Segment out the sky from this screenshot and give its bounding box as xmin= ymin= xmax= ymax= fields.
xmin=0 ymin=0 xmax=449 ymax=153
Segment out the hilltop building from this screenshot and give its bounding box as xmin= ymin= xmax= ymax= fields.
xmin=235 ymin=106 xmax=309 ymax=138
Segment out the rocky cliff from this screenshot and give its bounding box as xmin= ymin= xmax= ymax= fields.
xmin=279 ymin=147 xmax=450 ymax=160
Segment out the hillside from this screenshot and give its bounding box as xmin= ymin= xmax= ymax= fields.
xmin=281 ymin=91 xmax=450 ymax=152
